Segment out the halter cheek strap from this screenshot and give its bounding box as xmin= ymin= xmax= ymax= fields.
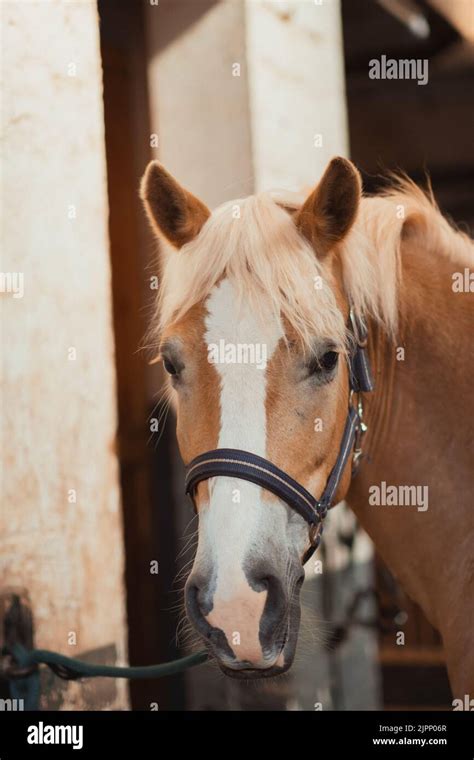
xmin=184 ymin=311 xmax=374 ymax=564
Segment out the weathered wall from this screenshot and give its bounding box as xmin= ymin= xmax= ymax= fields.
xmin=145 ymin=0 xmax=255 ymax=208
xmin=145 ymin=0 xmax=349 ymax=202
xmin=0 ymin=0 xmax=127 ymax=709
xmin=246 ymin=0 xmax=349 ymax=191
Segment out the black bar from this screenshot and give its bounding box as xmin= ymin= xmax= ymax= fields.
xmin=0 ymin=710 xmax=473 ymax=757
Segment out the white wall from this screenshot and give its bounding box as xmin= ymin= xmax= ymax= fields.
xmin=145 ymin=0 xmax=348 ymax=202
xmin=145 ymin=0 xmax=255 ymax=208
xmin=0 ymin=0 xmax=127 ymax=709
xmin=246 ymin=0 xmax=349 ymax=191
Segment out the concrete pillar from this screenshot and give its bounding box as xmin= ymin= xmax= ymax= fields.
xmin=145 ymin=0 xmax=348 ymax=202
xmin=1 ymin=0 xmax=127 ymax=709
xmin=246 ymin=0 xmax=349 ymax=190
xmin=145 ymin=0 xmax=255 ymax=208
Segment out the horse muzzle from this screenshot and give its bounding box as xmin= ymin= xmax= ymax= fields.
xmin=185 ymin=567 xmax=303 ymax=679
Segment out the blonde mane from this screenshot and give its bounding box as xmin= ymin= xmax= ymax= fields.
xmin=154 ymin=177 xmax=473 ymax=350
xmin=341 ymin=176 xmax=473 ymax=337
xmin=157 ymin=194 xmax=347 ymax=351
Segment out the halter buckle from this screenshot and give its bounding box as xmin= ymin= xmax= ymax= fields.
xmin=351 ymin=391 xmax=368 ymax=469
xmin=349 ymin=308 xmax=368 ymax=348
xmin=309 ymin=521 xmax=323 ymax=548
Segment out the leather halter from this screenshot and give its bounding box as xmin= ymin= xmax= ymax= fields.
xmin=185 ymin=310 xmax=374 ymax=564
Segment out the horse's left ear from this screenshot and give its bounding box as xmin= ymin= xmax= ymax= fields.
xmin=295 ymin=157 xmax=361 ymax=257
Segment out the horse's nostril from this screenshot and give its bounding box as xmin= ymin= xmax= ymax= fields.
xmin=185 ymin=580 xmax=209 ymax=630
xmin=186 ymin=575 xmax=222 ymax=643
xmin=250 ymin=572 xmax=279 ymax=594
xmin=185 ymin=581 xmax=199 ymax=615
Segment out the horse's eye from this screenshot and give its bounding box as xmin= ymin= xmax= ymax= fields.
xmin=163 ymin=357 xmax=178 ymax=376
xmin=319 ymin=351 xmax=339 ymax=372
xmin=305 ymin=349 xmax=338 ymax=379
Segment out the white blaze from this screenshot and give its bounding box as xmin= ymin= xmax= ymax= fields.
xmin=201 ymin=278 xmax=283 ymax=603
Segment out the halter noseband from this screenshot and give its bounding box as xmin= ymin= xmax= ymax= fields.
xmin=184 ymin=310 xmax=374 ymax=564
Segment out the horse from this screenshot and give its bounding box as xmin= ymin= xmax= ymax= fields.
xmin=140 ymin=156 xmax=474 ymax=695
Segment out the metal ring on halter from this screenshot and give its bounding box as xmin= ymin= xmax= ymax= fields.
xmin=309 ymin=521 xmax=323 ymax=548
xmin=349 ymin=307 xmax=368 ymax=348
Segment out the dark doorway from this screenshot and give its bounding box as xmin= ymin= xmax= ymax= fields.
xmin=98 ymin=0 xmax=185 ymax=710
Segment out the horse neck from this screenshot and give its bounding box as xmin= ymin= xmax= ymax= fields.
xmin=346 ymin=233 xmax=474 ymax=691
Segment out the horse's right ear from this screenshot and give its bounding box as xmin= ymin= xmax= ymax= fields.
xmin=140 ymin=161 xmax=210 ymax=249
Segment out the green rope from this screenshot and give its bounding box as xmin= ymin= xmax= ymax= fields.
xmin=10 ymin=643 xmax=208 ymax=680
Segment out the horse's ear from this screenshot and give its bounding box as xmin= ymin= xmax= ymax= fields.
xmin=295 ymin=157 xmax=361 ymax=257
xmin=140 ymin=161 xmax=210 ymax=248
